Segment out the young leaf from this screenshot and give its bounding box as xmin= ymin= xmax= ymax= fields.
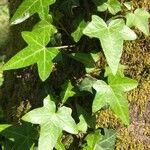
xmin=60 ymin=80 xmax=75 ymax=104
xmin=96 ymin=0 xmax=122 ymax=15
xmin=71 ymin=20 xmax=87 ymax=42
xmin=22 ymin=95 xmax=78 ymax=150
xmin=126 ymin=8 xmax=150 ymax=36
xmin=83 ymin=15 xmax=136 ymax=75
xmin=3 ymin=21 xmax=59 ymax=81
xmin=11 ymin=0 xmax=56 ymax=24
xmin=0 ymin=123 xmax=37 ymax=150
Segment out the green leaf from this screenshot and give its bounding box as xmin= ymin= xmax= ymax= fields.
xmin=95 ymin=0 xmax=121 ymax=15
xmin=83 ymin=129 xmax=116 ymax=150
xmin=69 ymin=52 xmax=99 ymax=69
xmin=39 ymin=122 xmax=62 ymax=150
xmin=0 ymin=124 xmax=11 ymax=132
xmin=126 ymin=8 xmax=150 ymax=36
xmin=108 ymin=76 xmax=138 ymax=92
xmin=105 ymin=66 xmax=138 ymax=92
xmin=83 ymin=15 xmax=137 ymax=74
xmin=83 ymin=130 xmax=102 ymax=150
xmin=96 ymin=129 xmax=116 ymax=150
xmin=78 ymin=76 xmax=97 ymax=93
xmin=0 ymin=123 xmax=37 ymax=150
xmin=3 ymin=21 xmax=59 ymax=81
xmin=104 ymin=65 xmax=125 ymax=77
xmin=76 ymin=103 xmax=96 ymax=129
xmin=22 ymin=95 xmax=78 ymax=150
xmin=77 ymin=114 xmax=88 ymax=133
xmin=11 ymin=0 xmax=56 ymax=24
xmin=71 ymin=20 xmax=87 ymax=42
xmin=93 ymin=80 xmax=129 ymax=125
xmin=60 ymin=80 xmax=75 ymax=104
xmin=55 ymin=133 xmax=65 ymax=150
xmin=123 ymin=2 xmax=133 ymax=10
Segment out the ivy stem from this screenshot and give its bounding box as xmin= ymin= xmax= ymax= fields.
xmin=53 ymin=45 xmax=75 ymax=49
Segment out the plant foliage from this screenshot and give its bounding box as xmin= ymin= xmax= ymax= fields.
xmin=1 ymin=0 xmax=150 ymax=149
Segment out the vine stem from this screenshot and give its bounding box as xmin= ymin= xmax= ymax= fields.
xmin=53 ymin=45 xmax=75 ymax=49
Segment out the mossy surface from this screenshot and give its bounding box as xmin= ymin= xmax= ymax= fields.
xmin=97 ymin=12 xmax=150 ymax=150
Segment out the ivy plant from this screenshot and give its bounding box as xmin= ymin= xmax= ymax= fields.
xmin=83 ymin=129 xmax=116 ymax=150
xmin=22 ymin=95 xmax=78 ymax=150
xmin=79 ymin=67 xmax=138 ymax=125
xmin=3 ymin=20 xmax=59 ymax=81
xmin=1 ymin=0 xmax=150 ymax=149
xmin=83 ymin=15 xmax=137 ymax=74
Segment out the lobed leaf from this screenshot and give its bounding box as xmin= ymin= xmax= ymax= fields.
xmin=126 ymin=8 xmax=150 ymax=36
xmin=22 ymin=95 xmax=78 ymax=150
xmin=95 ymin=0 xmax=122 ymax=15
xmin=83 ymin=15 xmax=136 ymax=75
xmin=11 ymin=0 xmax=56 ymax=24
xmin=3 ymin=21 xmax=59 ymax=81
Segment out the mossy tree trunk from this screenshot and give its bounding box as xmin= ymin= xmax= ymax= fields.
xmin=0 ymin=0 xmax=40 ymax=123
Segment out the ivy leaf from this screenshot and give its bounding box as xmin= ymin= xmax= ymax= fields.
xmin=123 ymin=2 xmax=133 ymax=10
xmin=0 ymin=124 xmax=11 ymax=132
xmin=76 ymin=103 xmax=96 ymax=129
xmin=71 ymin=20 xmax=87 ymax=42
xmin=126 ymin=8 xmax=150 ymax=36
xmin=55 ymin=133 xmax=65 ymax=150
xmin=108 ymin=76 xmax=138 ymax=92
xmin=95 ymin=0 xmax=122 ymax=15
xmin=93 ymin=75 xmax=137 ymax=125
xmin=22 ymin=95 xmax=78 ymax=150
xmin=83 ymin=130 xmax=101 ymax=150
xmin=78 ymin=76 xmax=97 ymax=93
xmin=3 ymin=21 xmax=59 ymax=81
xmin=69 ymin=52 xmax=99 ymax=69
xmin=77 ymin=114 xmax=88 ymax=133
xmin=104 ymin=65 xmax=125 ymax=77
xmin=93 ymin=80 xmax=130 ymax=124
xmin=11 ymin=0 xmax=56 ymax=24
xmin=60 ymin=80 xmax=75 ymax=104
xmin=0 ymin=123 xmax=37 ymax=150
xmin=83 ymin=15 xmax=137 ymax=74
xmin=83 ymin=129 xmax=116 ymax=150
xmin=96 ymin=129 xmax=116 ymax=150
xmin=105 ymin=66 xmax=138 ymax=92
